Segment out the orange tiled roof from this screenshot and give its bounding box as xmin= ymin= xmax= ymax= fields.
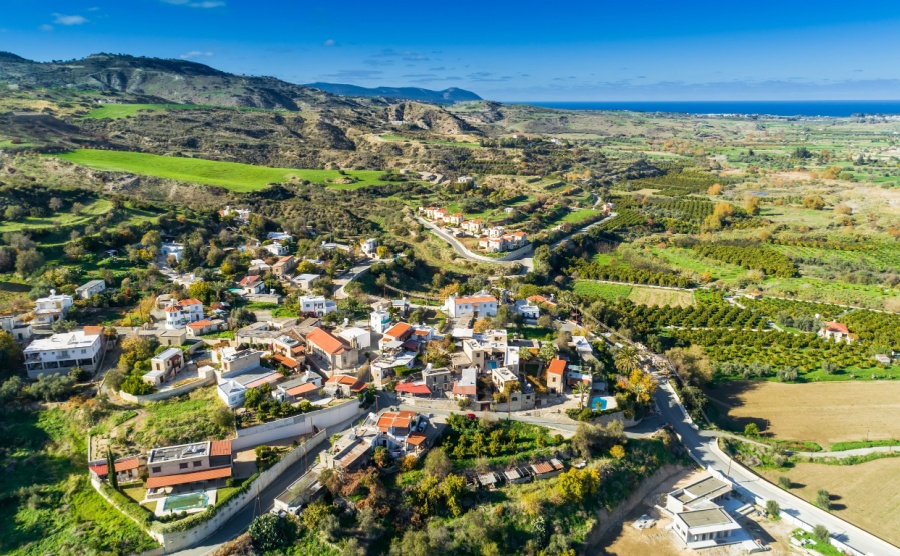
xmin=164 ymin=306 xmax=179 ymax=313
xmin=145 ymin=466 xmax=231 ymax=489
xmin=239 ymin=275 xmax=261 ymax=286
xmin=377 ymin=411 xmax=414 ymax=432
xmin=307 ymin=327 xmax=349 ymax=355
xmin=177 ymin=298 xmax=202 ymax=306
xmin=547 ymin=358 xmax=567 ymax=376
xmin=188 ymin=319 xmax=213 ymax=330
xmin=406 ymin=432 xmax=428 ymax=446
xmin=273 ymin=354 xmax=301 ymax=368
xmin=89 ymin=457 xmax=140 ymax=476
xmin=210 ymin=440 xmax=232 ymax=457
xmin=286 ymin=382 xmax=318 ymax=396
xmin=327 ymin=374 xmax=359 ymax=385
xmin=83 ymin=326 xmax=104 ymax=336
xmin=277 ymin=255 xmax=293 ymax=263
xmin=350 ymin=381 xmax=368 ymax=393
xmin=824 ymin=321 xmax=850 ymax=334
xmin=455 ymin=295 xmax=497 ymax=305
xmin=384 ymin=322 xmax=412 ymax=339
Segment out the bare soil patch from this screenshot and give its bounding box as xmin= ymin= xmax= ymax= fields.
xmin=706 ymin=381 xmax=900 ymax=446
xmin=760 ymin=457 xmax=900 ymax=548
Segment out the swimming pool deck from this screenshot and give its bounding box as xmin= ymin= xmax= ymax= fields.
xmin=154 ymin=488 xmax=218 ymax=516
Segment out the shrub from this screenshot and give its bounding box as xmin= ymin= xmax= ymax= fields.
xmin=778 ymin=476 xmax=792 ymax=489
xmin=813 ymin=524 xmax=830 ymax=542
xmin=248 ymin=513 xmax=295 ymax=551
xmin=815 ymin=489 xmax=831 ymax=510
xmin=765 ymin=499 xmax=780 ymax=518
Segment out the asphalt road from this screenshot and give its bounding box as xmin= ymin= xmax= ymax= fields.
xmin=655 ymin=383 xmax=900 ymax=556
xmin=333 ymin=258 xmax=375 ymax=300
xmin=168 ymin=411 xmax=369 ymax=556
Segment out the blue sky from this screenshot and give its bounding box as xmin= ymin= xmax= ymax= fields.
xmin=3 ymin=0 xmax=900 ymax=100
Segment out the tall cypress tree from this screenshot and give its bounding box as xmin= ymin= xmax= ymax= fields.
xmin=106 ymin=447 xmax=118 ymax=490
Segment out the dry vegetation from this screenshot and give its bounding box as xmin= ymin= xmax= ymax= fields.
xmin=760 ymin=458 xmax=900 ymax=548
xmin=707 ymin=381 xmax=900 ymax=446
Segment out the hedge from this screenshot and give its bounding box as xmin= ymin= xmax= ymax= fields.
xmin=99 ymin=482 xmax=155 ymax=527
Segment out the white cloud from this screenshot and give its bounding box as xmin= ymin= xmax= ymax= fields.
xmin=162 ymin=0 xmax=226 ymax=7
xmin=180 ymin=50 xmax=214 ymax=59
xmin=322 ymin=39 xmax=337 ymax=47
xmin=52 ymin=13 xmax=88 ymax=25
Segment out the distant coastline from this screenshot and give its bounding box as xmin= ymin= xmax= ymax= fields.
xmin=517 ymin=100 xmax=900 ymax=117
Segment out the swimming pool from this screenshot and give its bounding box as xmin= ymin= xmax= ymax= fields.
xmin=162 ymin=491 xmax=209 ymax=512
xmin=590 ymin=397 xmax=607 ymax=411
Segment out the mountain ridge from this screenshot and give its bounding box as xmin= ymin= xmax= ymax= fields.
xmin=304 ymin=82 xmax=481 ymax=104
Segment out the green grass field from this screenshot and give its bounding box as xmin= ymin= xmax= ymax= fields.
xmin=0 ymin=199 xmax=112 ymax=233
xmin=54 ymin=149 xmax=401 ymax=192
xmin=573 ymin=280 xmax=633 ymax=300
xmin=81 ymin=103 xmax=199 ymax=119
xmin=559 ymin=208 xmax=600 ymax=224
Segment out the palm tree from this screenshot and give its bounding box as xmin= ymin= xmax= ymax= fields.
xmin=614 ymin=345 xmax=640 ymax=375
xmin=573 ymin=382 xmax=591 ymax=410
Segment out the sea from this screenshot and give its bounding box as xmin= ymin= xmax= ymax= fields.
xmin=520 ymin=100 xmax=900 ymax=117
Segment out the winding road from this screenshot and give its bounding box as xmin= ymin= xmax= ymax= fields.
xmin=415 ymin=211 xmax=618 ymax=266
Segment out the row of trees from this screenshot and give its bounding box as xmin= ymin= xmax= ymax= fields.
xmin=691 ymin=243 xmax=797 ymax=278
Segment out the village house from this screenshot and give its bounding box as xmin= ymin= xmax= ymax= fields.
xmin=75 ymin=279 xmax=106 ymax=299
xmin=273 ymin=371 xmax=323 ymax=403
xmin=219 ymin=205 xmax=251 ymax=224
xmin=666 ymin=474 xmax=733 ymax=513
xmin=423 ymin=364 xmax=452 ymax=393
xmin=459 ymin=329 xmax=511 ymax=371
xmin=214 ymin=347 xmax=262 ymax=377
xmin=446 ymin=291 xmax=498 ymax=318
xmin=370 ymin=307 xmax=392 ymax=334
xmin=515 ymin=299 xmax=540 ymax=320
xmin=818 ymin=321 xmax=855 ymax=343
xmin=235 ymin=318 xmax=299 ymax=348
xmin=299 ymin=295 xmax=337 ymax=316
xmin=272 ymin=255 xmax=298 ymax=278
xmin=217 ymin=379 xmax=247 ymax=408
xmin=379 ymin=322 xmax=414 ymax=349
xmin=145 ymin=440 xmax=233 ymax=495
xmin=527 ymin=294 xmax=557 ymax=308
xmin=452 ymin=366 xmax=478 ymax=403
xmin=23 ymin=326 xmax=104 ymax=379
xmin=186 ymin=318 xmax=226 ymax=337
xmin=338 ymin=327 xmax=371 ymax=351
xmin=306 ymin=327 xmax=359 ymax=375
xmin=161 ymin=242 xmax=184 ymax=262
xmin=33 ymin=291 xmax=74 ymax=326
xmin=247 ymin=259 xmax=271 ymax=275
xmin=546 ymin=358 xmax=567 ymax=394
xmin=263 ymin=241 xmax=289 ymax=257
xmin=142 ymin=347 xmax=184 ymax=386
xmin=0 ymin=314 xmax=33 ymax=343
xmin=89 ymin=456 xmax=143 ymax=484
xmin=361 ymin=238 xmax=378 ymax=256
xmin=461 ymin=219 xmax=484 ymax=234
xmin=446 ymin=213 xmax=465 ymax=226
xmin=491 ymin=366 xmax=520 ymax=392
xmin=164 ymin=298 xmax=204 ymax=329
xmin=670 ymin=507 xmax=743 ymax=550
xmin=292 ymin=273 xmax=321 ymax=291
xmin=323 ymin=374 xmax=367 ymax=397
xmin=486 ymin=226 xmax=505 ymax=238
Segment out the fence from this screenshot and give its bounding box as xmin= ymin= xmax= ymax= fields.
xmin=232 ymin=399 xmax=361 ymax=450
xmin=117 ymin=366 xmax=215 ymax=404
xmin=92 ymin=430 xmax=327 ymax=554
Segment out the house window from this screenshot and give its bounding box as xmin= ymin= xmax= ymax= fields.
xmin=179 ymin=463 xmax=188 ymax=469
xmin=152 ymin=466 xmax=161 ymax=473
xmin=193 ymin=461 xmax=202 ymax=467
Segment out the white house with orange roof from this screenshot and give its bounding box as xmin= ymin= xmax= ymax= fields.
xmin=446 ymin=291 xmax=498 ymax=318
xmin=238 ymin=275 xmax=266 ymax=295
xmin=164 ymin=298 xmax=204 ymax=329
xmin=818 ymin=321 xmax=856 ymax=344
xmin=446 ymin=213 xmax=465 ymax=226
xmin=461 ymin=219 xmax=484 ymax=234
